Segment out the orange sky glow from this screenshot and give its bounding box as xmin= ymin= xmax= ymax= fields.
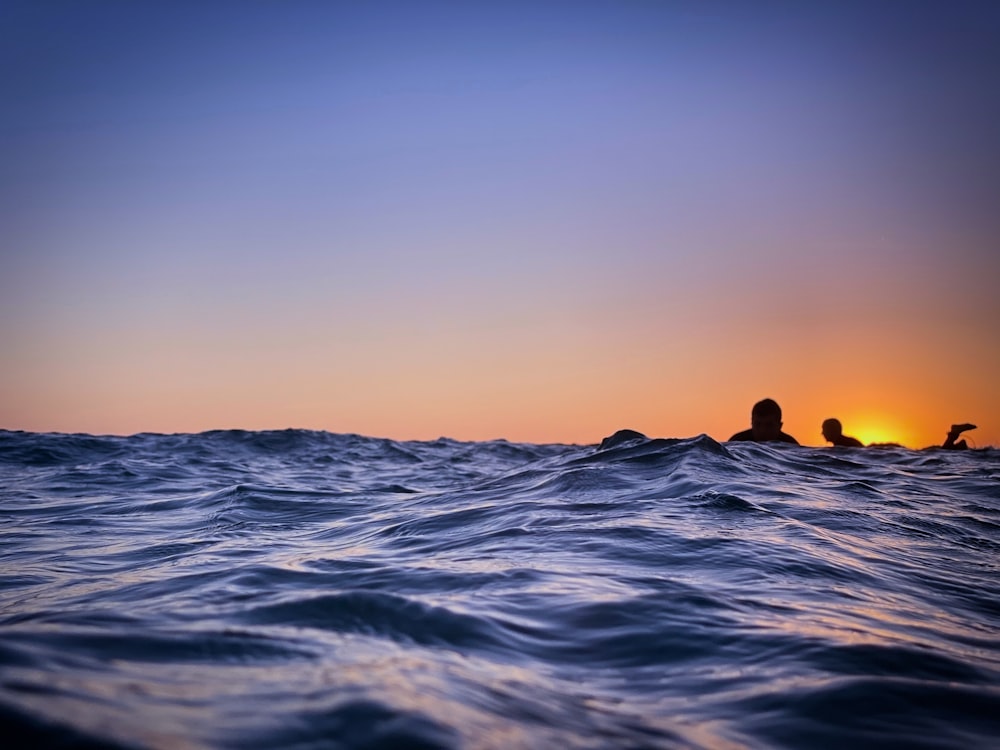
xmin=2 ymin=3 xmax=998 ymax=449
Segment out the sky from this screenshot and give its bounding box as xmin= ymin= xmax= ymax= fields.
xmin=2 ymin=0 xmax=998 ymax=448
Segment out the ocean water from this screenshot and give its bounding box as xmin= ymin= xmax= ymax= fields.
xmin=1 ymin=429 xmax=998 ymax=750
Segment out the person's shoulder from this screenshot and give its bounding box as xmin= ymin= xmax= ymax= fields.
xmin=779 ymin=432 xmax=800 ymax=445
xmin=729 ymin=429 xmax=754 ymax=441
xmin=845 ymin=436 xmax=863 ymax=447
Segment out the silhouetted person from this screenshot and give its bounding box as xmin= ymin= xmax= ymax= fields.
xmin=942 ymin=423 xmax=976 ymax=450
xmin=822 ymin=418 xmax=863 ymax=447
xmin=729 ymin=398 xmax=799 ymax=444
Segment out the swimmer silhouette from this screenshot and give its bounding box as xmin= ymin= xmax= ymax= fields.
xmin=942 ymin=423 xmax=976 ymax=450
xmin=729 ymin=398 xmax=799 ymax=444
xmin=821 ymin=418 xmax=863 ymax=447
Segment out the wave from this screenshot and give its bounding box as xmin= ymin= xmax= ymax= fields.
xmin=1 ymin=429 xmax=998 ymax=748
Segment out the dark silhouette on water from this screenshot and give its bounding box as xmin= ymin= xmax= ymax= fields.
xmin=942 ymin=423 xmax=976 ymax=450
xmin=822 ymin=418 xmax=864 ymax=447
xmin=599 ymin=429 xmax=649 ymax=450
xmin=729 ymin=398 xmax=799 ymax=444
xmin=596 ymin=414 xmax=982 ymax=451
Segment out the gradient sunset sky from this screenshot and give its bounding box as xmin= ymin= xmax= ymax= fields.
xmin=3 ymin=1 xmax=998 ymax=447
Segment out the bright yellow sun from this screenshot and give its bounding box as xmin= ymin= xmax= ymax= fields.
xmin=851 ymin=420 xmax=909 ymax=447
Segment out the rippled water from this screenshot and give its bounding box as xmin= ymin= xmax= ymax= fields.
xmin=1 ymin=429 xmax=999 ymax=749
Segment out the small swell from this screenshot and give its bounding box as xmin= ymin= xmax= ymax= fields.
xmin=241 ymin=591 xmax=508 ymax=653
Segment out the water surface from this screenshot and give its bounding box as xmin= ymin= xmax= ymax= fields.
xmin=2 ymin=429 xmax=998 ymax=748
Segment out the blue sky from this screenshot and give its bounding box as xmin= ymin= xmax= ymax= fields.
xmin=3 ymin=1 xmax=999 ymax=444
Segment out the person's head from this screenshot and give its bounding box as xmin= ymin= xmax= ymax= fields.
xmin=822 ymin=418 xmax=843 ymax=443
xmin=750 ymin=398 xmax=783 ymax=440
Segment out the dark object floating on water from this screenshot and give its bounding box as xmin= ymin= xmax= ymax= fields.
xmin=599 ymin=429 xmax=648 ymax=450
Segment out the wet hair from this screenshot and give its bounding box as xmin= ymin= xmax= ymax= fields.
xmin=822 ymin=418 xmax=842 ymax=434
xmin=751 ymin=398 xmax=782 ymax=420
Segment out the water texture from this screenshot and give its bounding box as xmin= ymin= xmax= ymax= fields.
xmin=1 ymin=429 xmax=998 ymax=749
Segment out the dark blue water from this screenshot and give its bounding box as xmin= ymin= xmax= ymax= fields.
xmin=1 ymin=429 xmax=998 ymax=749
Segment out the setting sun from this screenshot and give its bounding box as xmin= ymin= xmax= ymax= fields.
xmin=848 ymin=418 xmax=911 ymax=448
xmin=1 ymin=1 xmax=997 ymax=450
